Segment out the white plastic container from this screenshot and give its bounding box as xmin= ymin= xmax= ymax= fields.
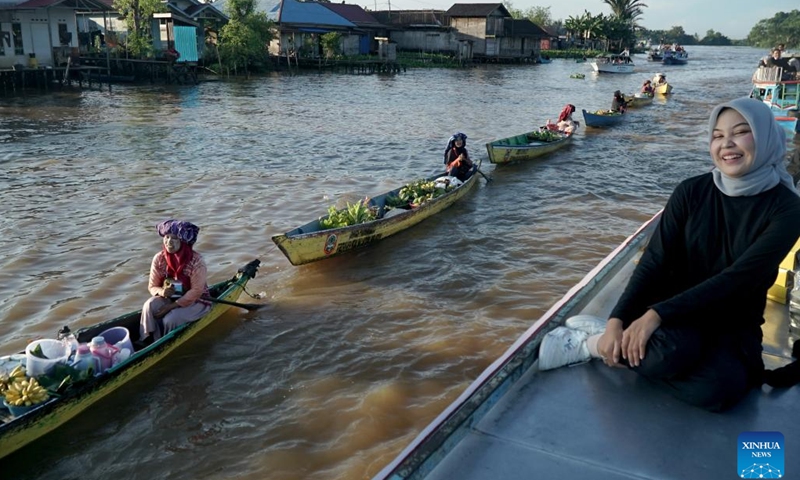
xmin=25 ymin=339 xmax=70 ymax=377
xmin=99 ymin=326 xmax=134 ymax=354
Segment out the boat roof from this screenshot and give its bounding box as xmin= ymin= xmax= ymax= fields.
xmin=376 ymin=215 xmax=799 ymax=480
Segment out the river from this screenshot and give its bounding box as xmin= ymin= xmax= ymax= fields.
xmin=1 ymin=45 xmax=797 ymax=479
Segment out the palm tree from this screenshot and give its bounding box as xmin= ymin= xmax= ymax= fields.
xmin=602 ymin=0 xmax=647 ymax=22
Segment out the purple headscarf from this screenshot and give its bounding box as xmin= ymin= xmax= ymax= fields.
xmin=156 ymin=219 xmax=200 ymax=245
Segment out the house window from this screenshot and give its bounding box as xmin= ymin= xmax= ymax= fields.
xmin=12 ymin=23 xmax=23 ymax=55
xmin=0 ymin=31 xmax=6 ymax=56
xmin=58 ymin=23 xmax=72 ymax=45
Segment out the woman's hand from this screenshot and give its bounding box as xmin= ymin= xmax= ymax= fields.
xmin=155 ymin=301 xmax=179 ymax=319
xmin=621 ymin=309 xmax=662 ymax=367
xmin=597 ymin=318 xmax=625 ymax=367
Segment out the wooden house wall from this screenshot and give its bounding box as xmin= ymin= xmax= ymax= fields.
xmin=0 ymin=8 xmax=79 ymax=68
xmin=389 ymin=30 xmax=457 ymax=53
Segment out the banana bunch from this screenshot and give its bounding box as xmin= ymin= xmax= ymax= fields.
xmin=3 ymin=368 xmax=49 ymax=407
xmin=0 ymin=364 xmax=27 ymax=395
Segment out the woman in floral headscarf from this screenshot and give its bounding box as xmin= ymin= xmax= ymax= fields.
xmin=139 ymin=219 xmax=210 ymax=343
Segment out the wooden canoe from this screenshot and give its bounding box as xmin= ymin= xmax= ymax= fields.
xmin=581 ymin=109 xmax=624 ymax=127
xmin=0 ymin=259 xmax=261 ymax=460
xmin=485 ymin=130 xmax=574 ymax=164
xmin=272 ymin=166 xmax=481 ymax=266
xmin=373 ymin=212 xmax=800 ymax=479
xmin=624 ymin=93 xmax=654 ymax=107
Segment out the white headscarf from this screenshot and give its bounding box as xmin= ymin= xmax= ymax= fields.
xmin=708 ymin=97 xmax=796 ymax=197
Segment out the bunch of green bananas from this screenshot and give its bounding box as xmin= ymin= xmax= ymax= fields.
xmin=3 ymin=367 xmax=49 ymax=407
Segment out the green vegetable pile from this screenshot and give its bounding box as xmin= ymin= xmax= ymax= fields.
xmin=527 ymin=130 xmax=563 ymax=142
xmin=389 ymin=179 xmax=456 ymax=207
xmin=319 ymin=199 xmax=377 ymax=229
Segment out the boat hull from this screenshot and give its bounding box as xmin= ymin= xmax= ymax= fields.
xmin=0 ymin=260 xmax=260 ymax=460
xmin=272 ymin=169 xmax=480 ymax=265
xmin=625 ymin=94 xmax=654 ymax=107
xmin=590 ymin=62 xmax=635 ymax=74
xmin=654 ymin=82 xmax=673 ymax=95
xmin=581 ymin=109 xmax=624 ymax=127
xmin=662 ymin=56 xmax=688 ymax=65
xmin=485 ymin=131 xmax=573 ymax=164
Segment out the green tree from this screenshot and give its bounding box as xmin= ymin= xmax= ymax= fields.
xmin=747 ymin=10 xmax=800 ymax=49
xmin=113 ymin=0 xmax=166 ymax=57
xmin=602 ymin=0 xmax=647 ymax=22
xmin=320 ymin=32 xmax=341 ymax=58
xmin=219 ymin=0 xmax=274 ymax=73
xmin=522 ymin=6 xmax=552 ymax=28
xmin=699 ymin=29 xmax=732 ymax=46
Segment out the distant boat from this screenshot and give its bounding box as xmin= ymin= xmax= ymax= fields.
xmin=662 ymin=50 xmax=689 ymax=65
xmin=485 ymin=130 xmax=574 ymax=164
xmin=589 ymin=53 xmax=634 ymax=74
xmin=751 ymin=65 xmax=800 ymax=136
xmin=582 ymin=109 xmax=625 ymax=127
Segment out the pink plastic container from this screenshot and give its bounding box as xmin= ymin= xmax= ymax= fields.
xmin=89 ymin=337 xmax=119 ymax=373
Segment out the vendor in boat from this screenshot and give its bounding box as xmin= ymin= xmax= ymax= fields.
xmin=443 ymin=132 xmax=473 ymax=181
xmin=555 ymin=104 xmax=579 ymax=134
xmin=611 ymin=90 xmax=627 ymax=113
xmin=652 ymin=73 xmax=667 ymax=87
xmin=139 ymin=219 xmax=210 ymax=344
xmin=538 ymin=97 xmax=800 ymax=411
xmin=640 ymin=80 xmax=654 ymax=95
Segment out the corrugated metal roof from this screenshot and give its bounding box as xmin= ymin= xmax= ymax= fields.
xmin=319 ymin=3 xmax=381 ymax=27
xmin=271 ymin=0 xmax=354 ymax=27
xmin=445 ymin=3 xmax=508 ymax=17
xmin=370 ymin=9 xmax=445 ymax=27
xmin=504 ymin=19 xmax=548 ymax=37
xmin=184 ymin=3 xmax=228 ymax=21
xmin=9 ymin=0 xmax=111 ymax=9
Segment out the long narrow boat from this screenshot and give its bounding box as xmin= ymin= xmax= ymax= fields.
xmin=0 ymin=259 xmax=261 ymax=460
xmin=373 ymin=213 xmax=799 ymax=479
xmin=582 ymin=108 xmax=624 ymax=127
xmin=272 ymin=166 xmax=481 ymax=266
xmin=624 ymin=92 xmax=654 ymax=107
xmin=485 ymin=130 xmax=574 ymax=164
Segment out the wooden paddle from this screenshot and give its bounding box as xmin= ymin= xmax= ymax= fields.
xmin=205 ymin=297 xmax=266 ymax=311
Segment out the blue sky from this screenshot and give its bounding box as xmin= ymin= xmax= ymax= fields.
xmin=349 ymin=0 xmax=798 ymax=40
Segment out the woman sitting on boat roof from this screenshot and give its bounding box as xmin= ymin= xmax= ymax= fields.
xmin=652 ymin=73 xmax=667 ymax=86
xmin=139 ymin=219 xmax=210 ymax=344
xmin=538 ymin=97 xmax=800 ymax=411
xmin=443 ymin=133 xmax=473 ymax=182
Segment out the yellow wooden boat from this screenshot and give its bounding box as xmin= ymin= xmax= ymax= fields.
xmin=654 ymin=82 xmax=673 ymax=94
xmin=0 ymin=259 xmax=261 ymax=460
xmin=272 ymin=166 xmax=481 ymax=266
xmin=485 ymin=130 xmax=574 ymax=164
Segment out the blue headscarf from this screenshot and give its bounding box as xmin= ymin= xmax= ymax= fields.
xmin=708 ymin=97 xmax=796 ymax=197
xmin=156 ymin=219 xmax=200 ymax=245
xmin=444 ymin=132 xmax=468 ymax=164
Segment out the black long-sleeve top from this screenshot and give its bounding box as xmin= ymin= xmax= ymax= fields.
xmin=611 ymin=173 xmax=800 ymax=335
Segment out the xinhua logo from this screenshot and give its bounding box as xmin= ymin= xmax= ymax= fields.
xmin=738 ymin=431 xmax=784 ymax=478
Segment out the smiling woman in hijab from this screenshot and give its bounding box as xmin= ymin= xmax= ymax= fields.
xmin=538 ymin=97 xmax=800 ymax=411
xmin=139 ymin=219 xmax=211 ymax=344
